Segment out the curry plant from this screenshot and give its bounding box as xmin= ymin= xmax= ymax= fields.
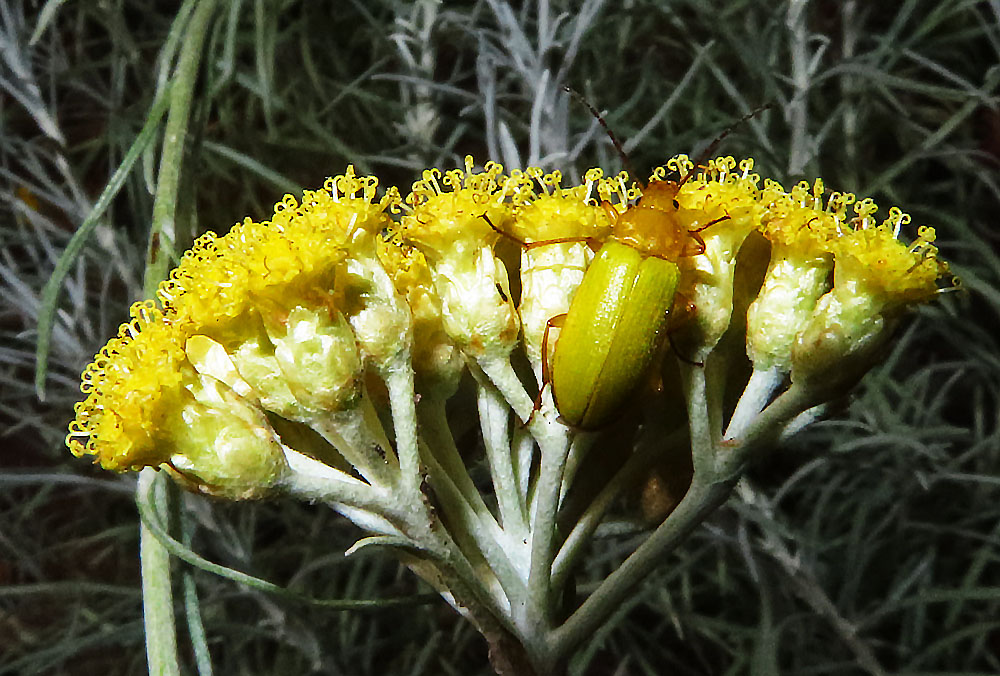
xmin=66 ymin=155 xmax=951 ymax=675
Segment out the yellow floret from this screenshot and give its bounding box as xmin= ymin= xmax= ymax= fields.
xmin=790 ymin=202 xmax=951 ymax=381
xmin=509 ymin=167 xmax=614 ymax=376
xmin=508 ymin=168 xmax=612 ymax=243
xmin=157 ymin=166 xmax=393 ymax=335
xmin=400 ymin=156 xmax=519 ymax=359
xmin=746 ymin=178 xmax=849 ymax=370
xmin=66 ymin=301 xmax=188 ymax=471
xmin=665 ymin=156 xmax=766 ymax=353
xmin=402 ymin=156 xmax=510 ymax=261
xmin=759 ymin=179 xmax=849 ymax=255
xmin=835 ymin=218 xmax=947 ymax=306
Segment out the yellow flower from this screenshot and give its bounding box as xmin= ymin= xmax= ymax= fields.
xmin=746 ymin=179 xmax=849 ymax=370
xmin=791 ymin=203 xmax=950 ymax=382
xmin=661 ymin=156 xmax=765 ymax=353
xmin=66 ymin=302 xmax=288 ymax=497
xmin=399 ymin=156 xmax=519 ymax=359
xmin=154 ymin=167 xmax=398 ymax=418
xmin=67 ymin=301 xmax=188 ymax=470
xmin=163 ymin=365 xmax=288 ymax=500
xmin=67 ymin=157 xmax=954 ymax=495
xmin=157 ymin=167 xmax=393 ymax=338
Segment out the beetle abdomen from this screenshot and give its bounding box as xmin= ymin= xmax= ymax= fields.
xmin=551 ymin=241 xmax=680 ymax=429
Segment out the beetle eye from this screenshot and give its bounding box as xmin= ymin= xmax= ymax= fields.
xmin=672 ymin=199 xmax=680 ymax=210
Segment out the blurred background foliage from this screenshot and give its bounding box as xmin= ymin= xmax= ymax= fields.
xmin=1 ymin=0 xmax=998 ymax=674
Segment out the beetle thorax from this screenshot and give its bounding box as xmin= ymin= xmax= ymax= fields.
xmin=611 ymin=180 xmax=688 ymax=261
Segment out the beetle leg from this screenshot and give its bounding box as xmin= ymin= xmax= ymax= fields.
xmin=681 ymin=209 xmax=729 ymax=256
xmin=525 ymin=236 xmax=603 ymax=251
xmin=600 ymin=199 xmax=620 ymax=223
xmin=691 ymin=213 xmax=731 ymax=233
xmin=481 ymin=214 xmax=529 ymax=247
xmin=540 ymin=313 xmax=568 ymax=393
xmin=520 ymin=312 xmax=569 ymax=428
xmin=481 ymin=214 xmax=602 ymax=252
xmin=682 ymin=230 xmax=708 ymax=256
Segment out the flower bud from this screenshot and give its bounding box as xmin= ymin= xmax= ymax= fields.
xmin=401 ymin=156 xmax=519 ymax=360
xmin=165 ymin=371 xmax=288 ymax=500
xmin=259 ymin=303 xmax=365 ymax=414
xmin=746 ymin=179 xmax=848 ymax=371
xmin=791 ymin=206 xmax=949 ymax=383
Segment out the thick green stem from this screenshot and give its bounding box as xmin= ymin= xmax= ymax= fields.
xmin=418 ymin=439 xmax=526 ymax=606
xmin=549 ymin=475 xmax=735 ymax=661
xmin=418 ymin=398 xmax=492 ymax=517
xmin=138 ymin=469 xmax=181 ymax=676
xmin=308 ymin=405 xmax=397 ymax=488
xmin=551 ymin=429 xmax=686 ymax=592
xmin=138 ymin=4 xmax=216 ymax=674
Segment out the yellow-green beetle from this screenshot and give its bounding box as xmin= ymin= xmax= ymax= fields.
xmin=543 ymin=92 xmax=768 ymax=429
xmin=547 ymin=178 xmax=718 ymax=429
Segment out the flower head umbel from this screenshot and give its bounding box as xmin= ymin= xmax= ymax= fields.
xmin=69 ymin=167 xmax=405 ymax=496
xmin=663 ymin=156 xmax=768 ymax=355
xmin=68 ymin=154 xmax=955 ymax=675
xmin=746 ymin=178 xmax=847 ymax=371
xmin=791 ymin=208 xmax=948 ymax=384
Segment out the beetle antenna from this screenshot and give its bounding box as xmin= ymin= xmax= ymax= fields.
xmin=564 ymin=86 xmax=644 ymax=187
xmin=679 ymin=102 xmax=773 ymax=188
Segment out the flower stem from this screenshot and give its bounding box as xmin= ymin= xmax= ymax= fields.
xmin=418 ymin=438 xmax=526 ymax=605
xmin=478 ymin=382 xmax=529 ymax=537
xmin=418 ymin=398 xmax=492 ymax=517
xmin=549 ymin=474 xmax=735 ymax=661
xmin=309 ymin=403 xmax=396 ymax=488
xmin=725 ymin=366 xmax=784 ymax=441
xmin=281 ymin=448 xmax=391 ymax=512
xmin=145 ymin=0 xmax=217 ymax=291
xmin=521 ymin=430 xmax=571 ymax=643
xmin=383 ymin=359 xmax=423 ymax=495
xmin=139 ymin=3 xmax=216 ymax=673
xmin=551 ymin=428 xmax=686 ymax=592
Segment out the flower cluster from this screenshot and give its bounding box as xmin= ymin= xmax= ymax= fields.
xmin=67 ymin=156 xmax=952 ymax=673
xmin=69 ymin=153 xmax=951 ymax=486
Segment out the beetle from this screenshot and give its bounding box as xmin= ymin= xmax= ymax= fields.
xmin=543 ymin=173 xmax=716 ymax=429
xmin=486 ymin=95 xmax=765 ymax=429
xmin=534 ymin=93 xmax=769 ymax=429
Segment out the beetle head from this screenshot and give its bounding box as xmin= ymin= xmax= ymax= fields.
xmin=612 ymin=181 xmax=689 ymax=261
